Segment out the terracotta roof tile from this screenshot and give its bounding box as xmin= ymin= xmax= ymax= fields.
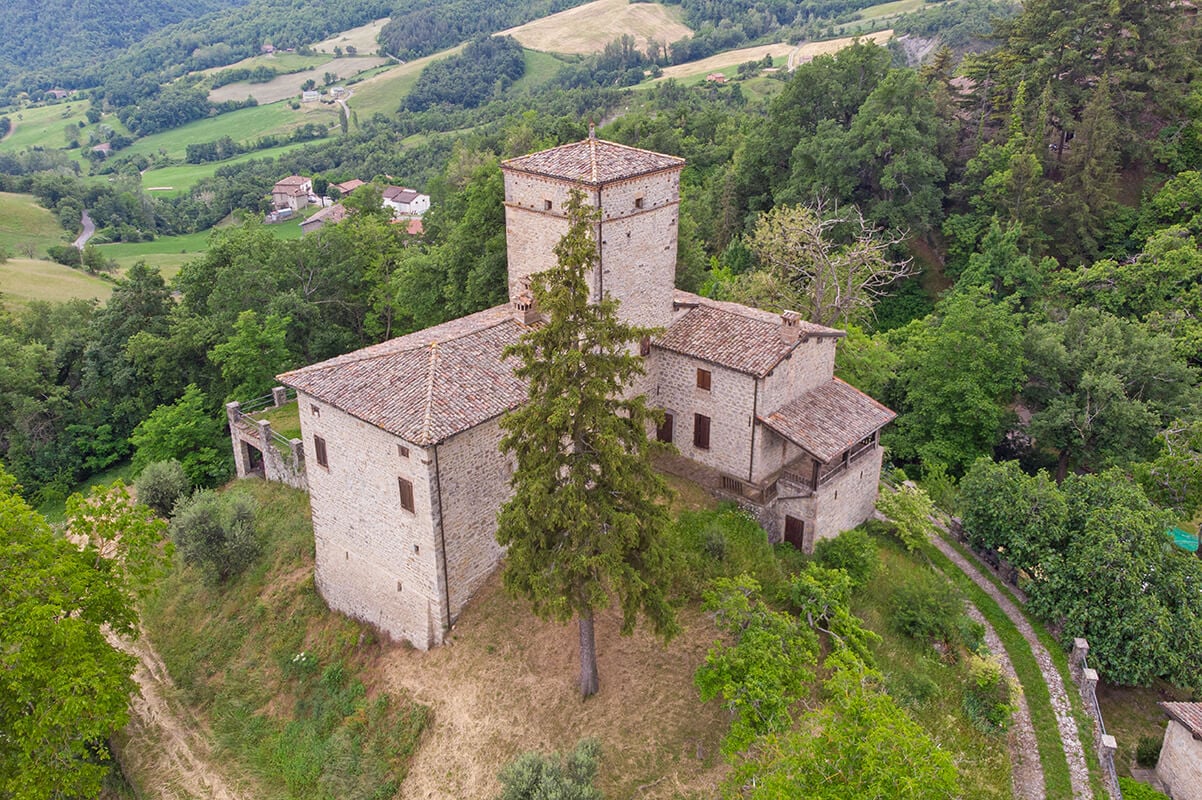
xmin=502 ymin=137 xmax=684 ymax=185
xmin=655 ymin=290 xmax=844 ymax=377
xmin=759 ymin=378 xmax=896 ymax=462
xmin=1162 ymin=702 xmax=1202 ymax=739
xmin=278 ymin=305 xmax=529 ymax=445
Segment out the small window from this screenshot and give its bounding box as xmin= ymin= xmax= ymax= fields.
xmin=634 ymin=196 xmax=645 ymax=209
xmin=398 ymin=444 xmax=410 ymax=459
xmin=310 ymin=404 xmax=320 ymax=417
xmin=640 ymin=335 xmax=651 ymax=357
xmin=398 ymin=477 xmax=414 ymax=513
xmin=693 ymin=414 xmax=710 ymax=450
xmin=314 ymin=435 xmax=328 ymax=468
xmin=696 ymin=368 xmax=711 ymax=391
xmin=544 ymin=199 xmax=553 ymax=211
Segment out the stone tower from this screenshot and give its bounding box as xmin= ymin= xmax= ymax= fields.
xmin=500 ymin=128 xmax=685 ymax=330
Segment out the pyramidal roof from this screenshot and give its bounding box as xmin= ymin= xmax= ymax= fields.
xmin=501 ymin=131 xmax=684 ymax=186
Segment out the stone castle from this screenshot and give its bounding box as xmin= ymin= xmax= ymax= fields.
xmin=272 ymin=133 xmax=896 ymax=649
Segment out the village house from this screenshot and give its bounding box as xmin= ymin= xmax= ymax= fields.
xmin=299 ymin=203 xmax=349 ymax=234
xmin=333 ymin=178 xmax=365 ymax=196
xmin=381 ymin=186 xmax=430 ymax=218
xmin=271 ymin=175 xmax=312 ymax=211
xmin=1157 ymin=702 xmax=1202 ymax=800
xmin=271 ymin=133 xmax=895 ymax=649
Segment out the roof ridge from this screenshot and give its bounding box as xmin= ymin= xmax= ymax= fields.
xmin=420 ymin=342 xmax=439 ymax=444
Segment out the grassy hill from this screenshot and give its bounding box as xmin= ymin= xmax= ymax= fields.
xmin=0 ymin=191 xmax=69 ymax=255
xmin=0 ymin=258 xmax=113 ymax=306
xmin=502 ymin=0 xmax=692 ymax=55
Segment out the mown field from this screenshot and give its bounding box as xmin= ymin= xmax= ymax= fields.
xmin=209 ymin=56 xmax=389 ymax=105
xmin=343 ymin=45 xmax=466 ymax=119
xmin=0 ymin=191 xmax=68 ymax=255
xmin=99 ymin=219 xmax=305 ymax=277
xmin=139 ymin=140 xmax=319 ymax=196
xmin=123 ymin=103 xmax=339 ymax=164
xmin=502 ymin=0 xmax=692 ymax=55
xmin=311 ymin=18 xmax=390 ymax=55
xmin=0 ymin=258 xmax=113 ymax=307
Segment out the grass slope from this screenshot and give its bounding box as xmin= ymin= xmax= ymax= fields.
xmin=0 ymin=102 xmax=92 ymax=153
xmin=141 ymin=480 xmax=429 ymax=800
xmin=138 ymin=140 xmax=318 ymax=196
xmin=209 ymin=57 xmax=389 ymax=105
xmin=502 ymin=0 xmax=692 ymax=55
xmin=311 ymin=18 xmax=391 ymax=55
xmin=0 ymin=192 xmax=69 ymax=255
xmin=99 ymin=219 xmax=304 ymax=278
xmin=0 ymin=258 xmax=113 ymax=307
xmin=656 ymin=30 xmax=892 ymax=82
xmin=343 ymin=46 xmax=466 ymax=119
xmin=123 ymin=104 xmax=338 ymax=164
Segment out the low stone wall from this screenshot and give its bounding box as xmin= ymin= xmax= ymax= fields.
xmin=1070 ymin=638 xmax=1123 ymax=800
xmin=227 ymin=387 xmax=307 ymax=491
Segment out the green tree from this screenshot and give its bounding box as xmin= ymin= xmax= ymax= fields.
xmin=496 ymin=190 xmax=678 ymax=698
xmin=129 ymin=384 xmax=231 ymax=488
xmin=208 ymin=309 xmax=292 ymax=401
xmin=1 ymin=468 xmax=167 ymax=798
xmin=728 ymin=651 xmax=959 ymax=799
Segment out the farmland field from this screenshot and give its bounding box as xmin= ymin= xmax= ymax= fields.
xmin=139 ymin=141 xmax=320 ymax=196
xmin=0 ymin=258 xmax=113 ymax=306
xmin=311 ymin=18 xmax=390 ymax=55
xmin=655 ymin=30 xmax=893 ymax=82
xmin=209 ymin=57 xmax=389 ymax=105
xmin=122 ymin=103 xmax=339 ymax=163
xmin=0 ymin=101 xmax=93 ymax=154
xmin=100 ymin=220 xmax=305 ymax=278
xmin=0 ymin=192 xmax=68 ymax=256
xmin=502 ymin=0 xmax=692 ymax=55
xmin=344 ymin=45 xmax=465 ymax=119
xmin=197 ymin=52 xmax=329 ymax=77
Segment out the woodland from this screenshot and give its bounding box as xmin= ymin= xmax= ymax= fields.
xmin=2 ymin=0 xmax=1202 ymax=796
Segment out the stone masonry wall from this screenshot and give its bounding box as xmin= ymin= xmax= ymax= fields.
xmin=757 ymin=336 xmax=837 ymax=415
xmin=433 ymin=417 xmax=511 ymax=622
xmin=299 ymin=392 xmax=447 ymax=649
xmin=504 ymin=172 xmax=573 ymax=299
xmin=811 ymin=445 xmax=885 ymax=542
xmin=750 ymin=426 xmax=808 ymax=485
xmin=1158 ymin=720 xmax=1202 ymax=800
xmin=649 ymin=347 xmax=757 ymax=479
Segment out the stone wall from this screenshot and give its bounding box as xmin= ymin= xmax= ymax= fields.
xmin=757 ymin=335 xmax=837 ymax=415
xmin=1158 ymin=720 xmax=1202 ymax=800
xmin=649 ymin=347 xmax=757 ymax=480
xmin=226 ymin=392 xmax=306 ymax=490
xmin=810 ymin=446 xmax=885 ymax=542
xmin=299 ymin=391 xmax=447 ymax=649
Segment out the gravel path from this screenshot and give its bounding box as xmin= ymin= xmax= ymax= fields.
xmin=931 ymin=533 xmax=1094 ymax=799
xmin=962 ymin=604 xmax=1046 ymax=800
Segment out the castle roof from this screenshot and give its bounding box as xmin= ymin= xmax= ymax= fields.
xmin=1162 ymin=702 xmax=1202 ymax=739
xmin=759 ymin=378 xmax=896 ymax=463
xmin=656 ymin=291 xmax=843 ymax=378
xmin=502 ymin=136 xmax=684 ymax=186
xmin=278 ymin=305 xmax=529 ymax=446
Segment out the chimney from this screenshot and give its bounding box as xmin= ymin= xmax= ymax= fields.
xmin=780 ymin=310 xmax=802 ymax=344
xmin=513 ymin=289 xmax=539 ymax=325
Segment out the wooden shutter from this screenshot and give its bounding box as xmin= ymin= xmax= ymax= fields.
xmin=693 ymin=414 xmax=710 ymax=450
xmin=314 ymin=435 xmax=328 ymax=467
xmin=696 ymin=368 xmax=711 ymax=390
xmin=398 ymin=477 xmax=414 ymax=512
xmin=657 ymin=412 xmax=674 ymax=443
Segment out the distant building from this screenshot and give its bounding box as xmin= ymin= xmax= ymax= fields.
xmin=300 ymin=203 xmax=349 ymax=234
xmin=302 ymin=90 xmax=321 ymax=103
xmin=382 ymin=186 xmax=430 ymax=218
xmin=262 ymin=44 xmax=276 ymax=54
xmin=272 ymin=175 xmax=312 ymax=212
xmin=333 ymin=179 xmax=365 ymax=197
xmin=47 ymin=88 xmax=72 ymax=100
xmin=705 ymin=72 xmax=728 ymax=84
xmin=330 ymin=86 xmax=347 ymax=98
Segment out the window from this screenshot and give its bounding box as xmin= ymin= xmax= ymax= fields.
xmin=310 ymin=404 xmax=320 ymax=417
xmin=693 ymin=414 xmax=710 ymax=450
xmin=544 ymin=199 xmax=553 ymax=211
xmin=657 ymin=412 xmax=674 ymax=444
xmin=640 ymin=335 xmax=651 ymax=357
xmin=314 ymin=435 xmax=328 ymax=468
xmin=696 ymin=368 xmax=711 ymax=391
xmin=398 ymin=477 xmax=414 ymax=513
xmin=397 ymin=444 xmax=410 ymax=459
xmin=634 ymin=196 xmax=645 ymax=209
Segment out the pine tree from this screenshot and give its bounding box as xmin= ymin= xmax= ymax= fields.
xmin=497 ymin=190 xmax=679 ymax=698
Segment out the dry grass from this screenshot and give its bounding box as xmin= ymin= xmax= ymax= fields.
xmin=502 ymin=0 xmax=693 ymax=55
xmin=208 ymin=57 xmax=389 ymax=105
xmin=384 ymin=571 xmax=729 ymax=799
xmin=656 ymin=30 xmax=892 ymax=82
xmin=312 ymin=18 xmax=390 ymax=54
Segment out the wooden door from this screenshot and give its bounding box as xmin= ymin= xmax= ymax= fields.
xmin=784 ymin=515 xmax=805 ymax=550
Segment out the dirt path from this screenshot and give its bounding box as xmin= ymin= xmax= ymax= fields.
xmin=930 ymin=535 xmax=1094 ymax=799
xmin=963 ymin=604 xmax=1046 ymax=799
xmin=109 ymin=630 xmax=254 ymax=800
xmin=73 ymin=209 xmax=94 ymax=250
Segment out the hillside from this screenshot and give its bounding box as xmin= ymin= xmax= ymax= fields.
xmin=502 ymin=0 xmax=692 ymax=55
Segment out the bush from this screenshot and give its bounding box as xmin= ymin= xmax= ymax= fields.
xmin=1135 ymin=735 xmax=1162 ymax=768
xmin=814 ymin=527 xmax=878 ymax=589
xmin=889 ymin=571 xmax=962 ymax=645
xmin=497 ymin=738 xmax=602 ymax=800
xmin=876 ymin=483 xmax=936 ymax=552
xmin=170 ymin=490 xmax=260 ymax=583
xmin=962 ymin=654 xmax=1018 ymax=733
xmin=667 ymin=505 xmax=786 ymax=597
xmin=136 ymin=459 xmax=189 ymax=516
xmin=1118 ymin=777 xmax=1170 ymax=800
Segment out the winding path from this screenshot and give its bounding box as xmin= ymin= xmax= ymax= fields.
xmin=73 ymin=209 xmax=94 ymax=250
xmin=930 ymin=533 xmax=1093 ymax=799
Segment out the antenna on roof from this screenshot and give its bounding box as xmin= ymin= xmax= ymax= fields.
xmin=588 ymin=121 xmax=596 ymax=140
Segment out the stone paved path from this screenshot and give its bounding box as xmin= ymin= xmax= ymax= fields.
xmin=931 ymin=533 xmax=1094 ymax=800
xmin=963 ymin=604 xmax=1046 ymax=799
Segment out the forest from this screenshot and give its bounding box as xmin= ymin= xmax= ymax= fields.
xmin=3 ymin=0 xmax=1202 ymax=795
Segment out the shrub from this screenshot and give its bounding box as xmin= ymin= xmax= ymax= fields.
xmin=876 ymin=483 xmax=936 ymax=552
xmin=889 ymin=571 xmax=962 ymax=645
xmin=170 ymin=490 xmax=260 ymax=583
xmin=667 ymin=505 xmax=786 ymax=597
xmin=497 ymin=738 xmax=603 ymax=800
xmin=1135 ymin=735 xmax=1162 ymax=768
xmin=1118 ymin=777 xmax=1170 ymax=800
xmin=814 ymin=527 xmax=878 ymax=589
xmin=962 ymin=654 xmax=1018 ymax=733
xmin=136 ymin=459 xmax=189 ymax=516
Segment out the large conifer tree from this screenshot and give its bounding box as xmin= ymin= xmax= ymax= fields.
xmin=497 ymin=190 xmax=678 ymax=698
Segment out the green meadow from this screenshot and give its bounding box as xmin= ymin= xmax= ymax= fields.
xmin=139 ymin=140 xmax=318 ymax=195
xmin=0 ymin=258 xmax=113 ymax=307
xmin=100 ymin=219 xmax=305 ymax=279
xmin=121 ymin=102 xmax=339 ymax=163
xmin=0 ymin=192 xmax=69 ymax=256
